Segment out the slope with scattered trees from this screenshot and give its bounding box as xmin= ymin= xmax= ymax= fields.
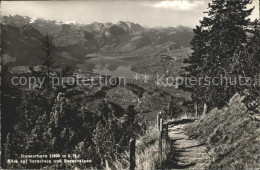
xmin=182 ymin=0 xmax=260 ymax=168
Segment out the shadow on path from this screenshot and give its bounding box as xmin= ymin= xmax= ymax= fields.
xmin=162 ymin=122 xmax=211 ymax=169
xmin=168 ymin=119 xmax=196 ymax=126
xmin=160 ymin=139 xmax=197 ymax=169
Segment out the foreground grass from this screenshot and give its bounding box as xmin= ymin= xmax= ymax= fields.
xmin=112 ymin=123 xmax=170 ymax=169
xmin=185 ymin=93 xmax=260 ymax=169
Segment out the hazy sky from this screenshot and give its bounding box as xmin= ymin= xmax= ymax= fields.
xmin=1 ymin=0 xmax=259 ymax=27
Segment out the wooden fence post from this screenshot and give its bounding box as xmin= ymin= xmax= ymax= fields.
xmin=160 ymin=118 xmax=163 ymax=132
xmin=157 ymin=114 xmax=160 ymax=130
xmin=159 ymin=118 xmax=163 ymax=166
xmin=157 ymin=112 xmax=162 ymax=130
xmin=129 ymin=138 xmax=136 ymax=170
xmin=105 ymin=160 xmax=110 ymax=170
xmin=165 ymin=122 xmax=168 ymax=136
xmin=165 ymin=122 xmax=169 ymax=151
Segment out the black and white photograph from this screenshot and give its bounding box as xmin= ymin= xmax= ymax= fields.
xmin=0 ymin=0 xmax=259 ymax=169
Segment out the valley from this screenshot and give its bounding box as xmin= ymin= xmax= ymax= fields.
xmin=1 ymin=15 xmax=194 ymax=113
xmin=1 ymin=14 xmax=195 ymax=169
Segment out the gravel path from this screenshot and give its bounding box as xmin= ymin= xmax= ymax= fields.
xmin=167 ymin=123 xmax=211 ymax=169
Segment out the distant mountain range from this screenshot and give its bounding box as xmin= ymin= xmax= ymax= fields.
xmin=1 ymin=15 xmax=194 ymax=67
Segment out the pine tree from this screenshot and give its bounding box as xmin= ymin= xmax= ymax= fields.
xmin=29 ymin=35 xmax=56 ymax=89
xmin=182 ymin=25 xmax=209 ymax=116
xmin=203 ymin=0 xmax=253 ymax=108
xmin=183 ymin=0 xmax=255 ymax=115
xmin=42 ymin=35 xmax=55 ymax=79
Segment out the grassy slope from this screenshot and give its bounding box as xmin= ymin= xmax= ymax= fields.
xmin=185 ymin=94 xmax=260 ymax=169
xmin=112 ymin=124 xmax=170 ymax=169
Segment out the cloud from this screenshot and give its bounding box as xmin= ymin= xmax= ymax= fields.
xmin=152 ymin=1 xmax=205 ymax=10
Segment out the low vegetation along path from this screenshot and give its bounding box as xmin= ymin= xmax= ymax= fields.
xmin=167 ymin=122 xmax=211 ymax=169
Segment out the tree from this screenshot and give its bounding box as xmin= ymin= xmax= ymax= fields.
xmin=204 ymin=0 xmax=253 ymax=107
xmin=182 ymin=0 xmax=255 ymax=116
xmin=242 ymin=20 xmax=260 ymax=113
xmin=122 ymin=105 xmax=146 ymax=140
xmin=29 ymin=35 xmax=56 ymax=89
xmin=182 ymin=25 xmax=209 ymax=116
xmin=42 ymin=35 xmax=55 ymax=79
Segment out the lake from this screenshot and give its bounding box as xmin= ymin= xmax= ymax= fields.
xmin=77 ymin=54 xmax=138 ymax=79
xmin=93 ymin=64 xmax=137 ymax=79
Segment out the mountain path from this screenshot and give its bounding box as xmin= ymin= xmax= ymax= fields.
xmin=167 ymin=123 xmax=211 ymax=169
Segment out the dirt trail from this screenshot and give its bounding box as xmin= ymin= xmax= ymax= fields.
xmin=167 ymin=123 xmax=211 ymax=169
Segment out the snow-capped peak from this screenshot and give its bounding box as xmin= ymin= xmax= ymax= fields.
xmin=29 ymin=18 xmax=36 ymax=24
xmin=126 ymin=21 xmax=132 ymax=28
xmin=64 ymin=21 xmax=76 ymax=24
